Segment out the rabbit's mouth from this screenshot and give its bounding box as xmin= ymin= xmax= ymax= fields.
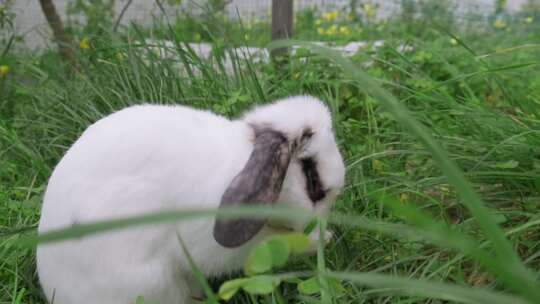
xmin=265 ymin=221 xmax=295 ymax=232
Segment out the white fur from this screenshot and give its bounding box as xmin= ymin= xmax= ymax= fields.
xmin=36 ymin=95 xmax=345 ymax=304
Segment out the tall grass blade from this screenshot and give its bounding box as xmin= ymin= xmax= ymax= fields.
xmin=266 ymin=40 xmax=540 ymax=301
xmin=324 ymin=271 xmax=529 ymax=304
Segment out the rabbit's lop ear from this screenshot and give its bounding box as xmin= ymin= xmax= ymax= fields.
xmin=213 ymin=129 xmax=291 ymax=248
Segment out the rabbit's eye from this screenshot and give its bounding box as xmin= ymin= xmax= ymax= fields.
xmin=301 ymin=157 xmax=327 ymax=203
xmin=301 ymin=128 xmax=314 ymax=141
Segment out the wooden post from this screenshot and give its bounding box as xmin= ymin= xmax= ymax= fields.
xmin=271 ymin=0 xmax=293 ymax=59
xmin=38 ymin=0 xmax=79 ymax=71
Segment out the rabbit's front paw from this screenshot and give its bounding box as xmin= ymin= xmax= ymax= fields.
xmin=306 ymin=230 xmax=333 ymax=254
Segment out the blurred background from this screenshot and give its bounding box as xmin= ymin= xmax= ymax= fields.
xmin=1 ymin=1 xmax=540 ymax=303
xmin=4 ymin=0 xmax=536 ymax=48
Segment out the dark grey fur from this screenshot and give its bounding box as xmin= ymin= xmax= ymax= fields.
xmin=213 ymin=129 xmax=291 ymax=248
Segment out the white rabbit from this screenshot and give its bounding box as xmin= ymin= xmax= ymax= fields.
xmin=36 ymin=95 xmax=345 ymax=304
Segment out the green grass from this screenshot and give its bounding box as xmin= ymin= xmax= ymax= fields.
xmin=2 ymin=2 xmax=540 ymax=303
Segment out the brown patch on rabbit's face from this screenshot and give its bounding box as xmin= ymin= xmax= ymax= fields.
xmin=300 ymin=157 xmax=327 ymax=204
xmin=297 ymin=128 xmax=327 ymax=204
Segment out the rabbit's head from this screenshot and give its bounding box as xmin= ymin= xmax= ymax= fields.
xmin=213 ymin=96 xmax=345 ymax=248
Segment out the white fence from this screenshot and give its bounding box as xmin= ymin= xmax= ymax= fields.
xmin=8 ymin=0 xmax=529 ymax=49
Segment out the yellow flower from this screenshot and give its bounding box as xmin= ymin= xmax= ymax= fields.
xmin=326 ymin=24 xmax=338 ymax=36
xmin=115 ymin=52 xmax=126 ymax=60
xmin=322 ymin=10 xmax=338 ymax=22
xmin=363 ymin=3 xmax=375 ymax=18
xmin=317 ymin=27 xmax=326 ymax=35
xmin=339 ymin=26 xmax=351 ymax=35
xmin=322 ymin=12 xmax=330 ymax=21
xmin=79 ymin=37 xmax=90 ymax=50
xmin=0 ymin=65 xmax=9 ymax=77
xmin=525 ymin=17 xmax=534 ymax=24
xmin=315 ymin=19 xmax=323 ymax=26
xmin=493 ymin=18 xmax=507 ymax=29
xmin=450 ymin=38 xmax=458 ymax=45
xmin=399 ymin=193 xmax=409 ymax=203
xmin=372 ymin=159 xmax=384 ymax=174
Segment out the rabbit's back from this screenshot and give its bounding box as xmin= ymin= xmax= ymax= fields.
xmin=40 ymin=104 xmax=251 ymax=227
xmin=37 ymin=104 xmax=253 ymax=303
